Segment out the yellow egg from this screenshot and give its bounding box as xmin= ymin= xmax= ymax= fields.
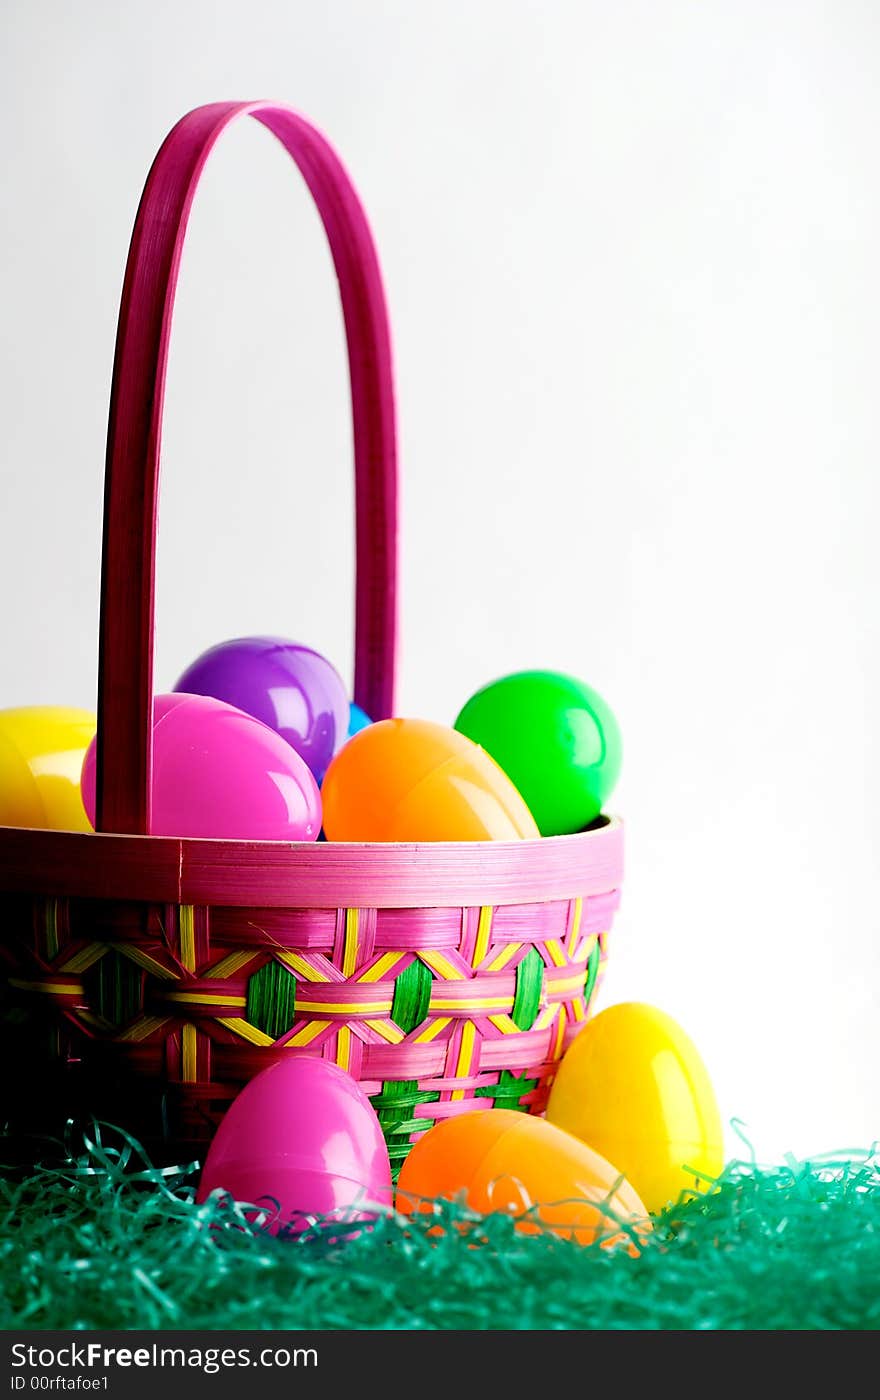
xmin=0 ymin=706 xmax=97 ymax=832
xmin=545 ymin=1001 xmax=725 ymax=1215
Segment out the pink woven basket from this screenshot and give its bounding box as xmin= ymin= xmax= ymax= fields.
xmin=0 ymin=101 xmax=623 ymax=1170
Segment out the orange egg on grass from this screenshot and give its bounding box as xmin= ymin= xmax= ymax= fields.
xmin=396 ymin=1109 xmax=650 ymax=1251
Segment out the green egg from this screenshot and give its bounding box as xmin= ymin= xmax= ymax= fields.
xmin=453 ymin=670 xmax=622 ymax=837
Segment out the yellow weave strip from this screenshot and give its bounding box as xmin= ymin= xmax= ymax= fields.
xmin=473 ymin=907 xmax=493 ymax=967
xmin=208 ymin=949 xmax=261 ymax=980
xmin=533 ymin=1004 xmax=559 ymax=1032
xmin=285 ymin=1019 xmax=331 ymax=1048
xmin=165 ymin=992 xmax=246 ymax=1007
xmin=174 ymin=884 xmax=201 ymax=1085
xmin=364 ymin=1018 xmax=405 ymax=1045
xmin=77 ymin=1010 xmax=110 ymax=1032
xmin=567 ymin=896 xmax=583 ymax=951
xmin=359 ymin=951 xmax=406 ymax=983
xmin=552 ymin=972 xmax=591 ymax=997
xmin=430 ymin=993 xmax=510 ymax=1011
xmin=181 ymin=1024 xmax=198 ymax=1081
xmin=276 ymin=951 xmax=331 ymax=982
xmin=59 ymin=943 xmax=108 ymax=974
xmin=117 ymin=1015 xmax=170 ymax=1043
xmin=451 ymin=1021 xmax=477 ymax=1099
xmin=570 ymin=996 xmax=587 ymax=1023
xmin=415 ymin=1016 xmax=451 ymax=1043
xmin=114 ymin=944 xmax=178 ymax=980
xmin=342 ymin=908 xmax=359 ymax=978
xmin=304 ymin=998 xmax=390 ymax=1015
xmin=485 ymin=942 xmax=521 ymax=973
xmin=9 ymin=977 xmax=83 ymax=995
xmin=544 ymin=939 xmax=568 ymax=968
xmin=573 ymin=933 xmax=598 ymax=964
xmin=217 ymin=1017 xmax=276 ymax=1046
xmin=418 ymin=950 xmax=461 ymax=980
xmin=488 ymin=1013 xmax=519 ymax=1034
xmin=179 ymin=906 xmax=196 ymax=972
xmin=552 ymin=1006 xmax=567 ymax=1060
xmin=337 ymin=1025 xmax=352 ymax=1071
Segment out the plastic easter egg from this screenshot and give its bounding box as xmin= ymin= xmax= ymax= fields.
xmin=173 ymin=636 xmax=349 ymax=784
xmin=545 ymin=1002 xmax=726 ymax=1215
xmin=347 ymin=702 xmax=372 ymax=738
xmin=0 ymin=706 xmax=96 ymax=831
xmin=321 ymin=718 xmax=540 ymax=842
xmin=81 ymin=692 xmax=321 ymax=841
xmin=453 ymin=670 xmax=623 ymax=836
xmin=396 ymin=1109 xmax=649 ymax=1250
xmin=196 ymin=1057 xmax=392 ymax=1236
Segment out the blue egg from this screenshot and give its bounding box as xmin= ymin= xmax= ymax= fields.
xmin=348 ymin=702 xmax=373 ymax=738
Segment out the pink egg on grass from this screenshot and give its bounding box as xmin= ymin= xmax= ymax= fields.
xmin=195 ymin=1057 xmax=393 ymax=1238
xmin=81 ymin=693 xmax=321 ymax=841
xmin=173 ymin=637 xmax=350 ymax=785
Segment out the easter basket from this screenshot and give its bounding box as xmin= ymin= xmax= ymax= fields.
xmin=0 ymin=101 xmax=623 ymax=1172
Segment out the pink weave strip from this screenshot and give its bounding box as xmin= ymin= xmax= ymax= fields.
xmin=0 ymin=820 xmax=623 ymax=908
xmin=96 ymin=101 xmax=397 ymax=835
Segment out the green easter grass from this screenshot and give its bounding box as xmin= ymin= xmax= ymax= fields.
xmin=1 ymin=1121 xmax=877 ymax=1331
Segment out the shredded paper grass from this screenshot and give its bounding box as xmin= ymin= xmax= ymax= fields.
xmin=1 ymin=1121 xmax=878 ymax=1331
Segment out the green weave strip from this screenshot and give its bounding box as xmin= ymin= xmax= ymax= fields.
xmin=390 ymin=958 xmax=433 ymax=1033
xmin=476 ymin=1068 xmax=538 ymax=1111
xmin=583 ymin=937 xmax=602 ymax=1006
xmin=371 ymin=1078 xmax=442 ymax=1180
xmin=245 ymin=961 xmax=297 ymax=1040
xmin=511 ymin=947 xmax=544 ymax=1030
xmin=87 ymin=952 xmax=144 ymax=1028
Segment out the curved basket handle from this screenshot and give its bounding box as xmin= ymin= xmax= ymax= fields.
xmin=96 ymin=101 xmax=398 ymax=835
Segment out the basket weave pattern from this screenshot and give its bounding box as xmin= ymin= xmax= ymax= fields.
xmin=5 ymin=888 xmax=616 ymax=1164
xmin=0 ymin=100 xmax=624 ymax=1165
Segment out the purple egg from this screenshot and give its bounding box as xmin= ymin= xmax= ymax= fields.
xmin=173 ymin=637 xmax=350 ymax=784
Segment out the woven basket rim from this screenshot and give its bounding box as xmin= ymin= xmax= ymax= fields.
xmin=0 ymin=815 xmax=623 ymax=909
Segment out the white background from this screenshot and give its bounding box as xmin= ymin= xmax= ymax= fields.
xmin=1 ymin=0 xmax=877 ymax=1165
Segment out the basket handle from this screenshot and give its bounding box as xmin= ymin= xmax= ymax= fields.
xmin=95 ymin=101 xmax=398 ymax=835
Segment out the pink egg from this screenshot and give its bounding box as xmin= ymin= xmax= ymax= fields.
xmin=195 ymin=1057 xmax=392 ymax=1237
xmin=81 ymin=693 xmax=321 ymax=841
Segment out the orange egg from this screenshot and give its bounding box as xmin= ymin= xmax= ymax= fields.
xmin=321 ymin=718 xmax=540 ymax=842
xmin=396 ymin=1109 xmax=650 ymax=1250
